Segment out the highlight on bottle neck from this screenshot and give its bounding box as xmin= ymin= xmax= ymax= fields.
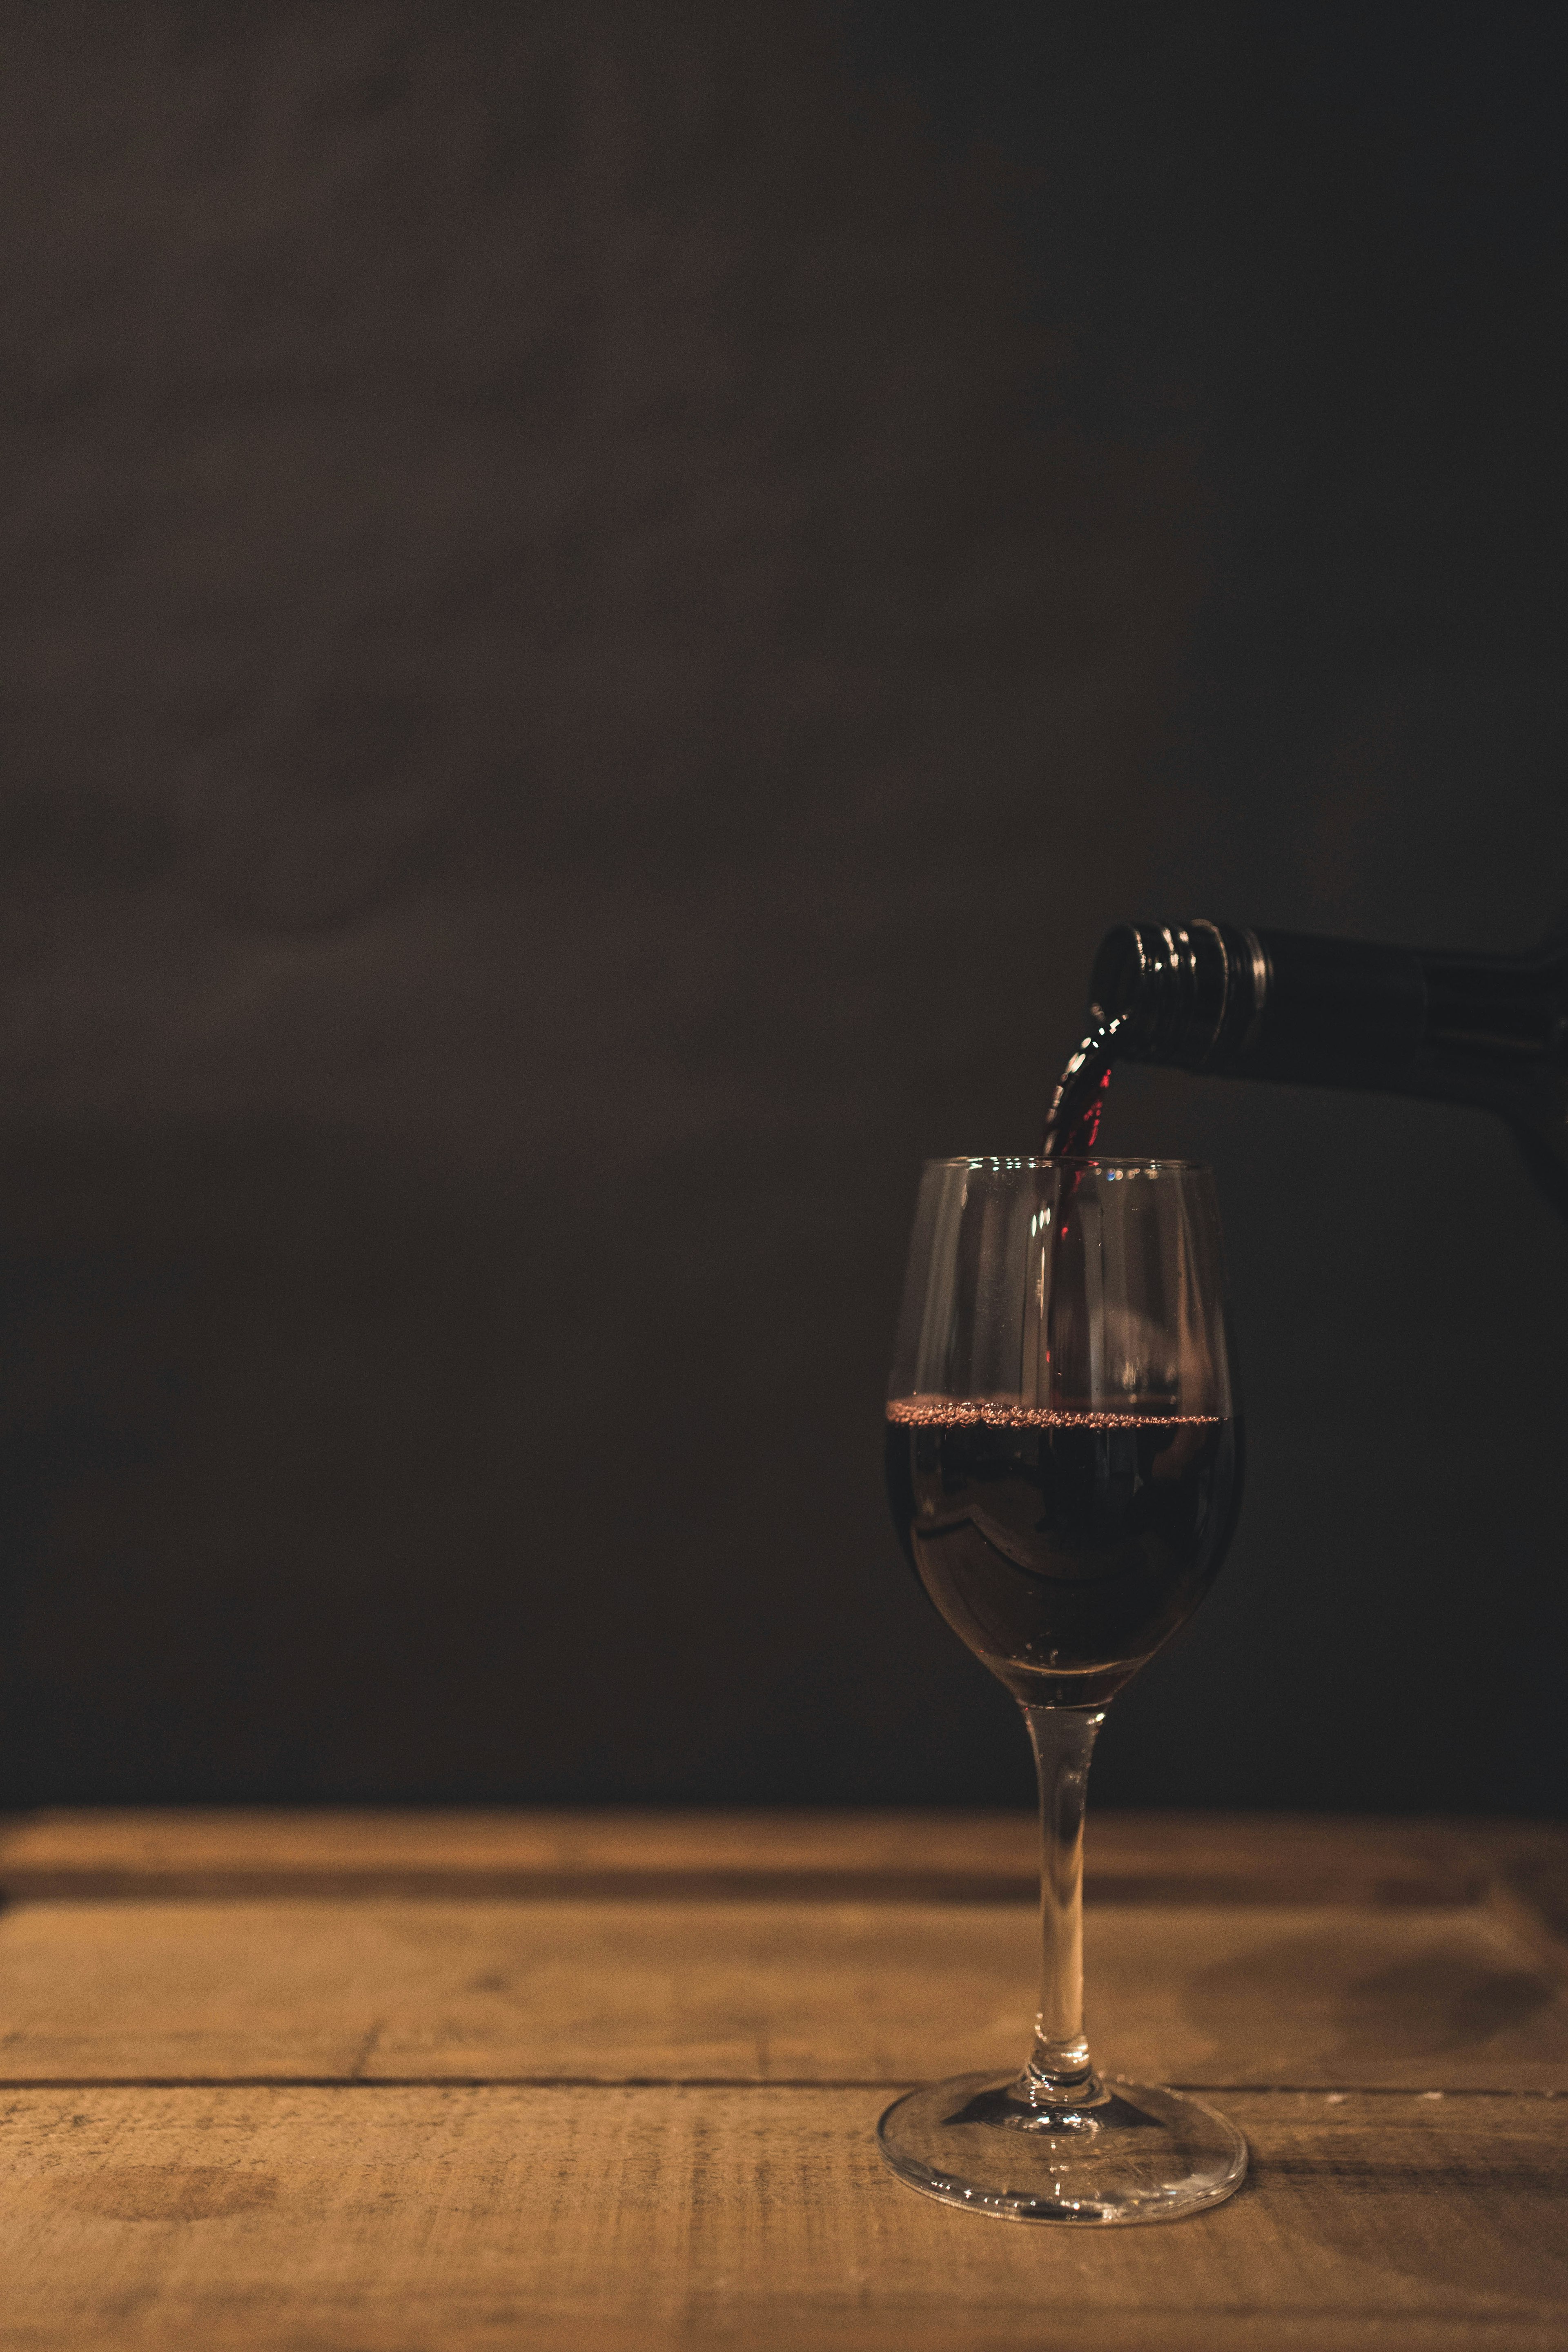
xmin=1088 ymin=921 xmax=1267 ymax=1071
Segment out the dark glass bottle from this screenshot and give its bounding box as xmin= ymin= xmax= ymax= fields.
xmin=1084 ymin=920 xmax=1568 ymax=1215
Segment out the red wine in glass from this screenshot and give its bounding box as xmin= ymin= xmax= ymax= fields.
xmin=878 ymin=1154 xmax=1248 ymax=2224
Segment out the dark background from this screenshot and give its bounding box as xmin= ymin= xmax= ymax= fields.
xmin=0 ymin=0 xmax=1564 ymax=1814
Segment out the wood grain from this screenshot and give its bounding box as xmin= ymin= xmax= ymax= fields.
xmin=0 ymin=2085 xmax=1563 ymax=2352
xmin=0 ymin=1813 xmax=1564 ymax=2350
xmin=0 ymin=1894 xmax=1563 ymax=2091
xmin=3 ymin=1808 xmax=1553 ymax=1908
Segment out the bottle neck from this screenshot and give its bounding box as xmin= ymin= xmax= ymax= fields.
xmin=1088 ymin=922 xmax=1266 ymax=1070
xmin=1090 ymin=921 xmax=1567 ymax=1105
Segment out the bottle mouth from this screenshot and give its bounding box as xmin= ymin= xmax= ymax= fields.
xmin=1087 ymin=920 xmax=1263 ymax=1069
xmin=1089 ymin=924 xmax=1152 ymax=1026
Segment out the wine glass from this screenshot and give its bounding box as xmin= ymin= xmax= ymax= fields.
xmin=879 ymin=1156 xmax=1247 ymax=2223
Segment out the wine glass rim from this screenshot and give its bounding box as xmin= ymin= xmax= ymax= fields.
xmin=926 ymin=1154 xmax=1213 ymax=1175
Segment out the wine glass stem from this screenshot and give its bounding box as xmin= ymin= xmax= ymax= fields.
xmin=1020 ymin=1703 xmax=1105 ymax=2100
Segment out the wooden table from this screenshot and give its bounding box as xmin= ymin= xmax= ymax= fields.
xmin=0 ymin=1810 xmax=1564 ymax=2349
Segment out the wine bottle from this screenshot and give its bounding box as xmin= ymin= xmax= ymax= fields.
xmin=1045 ymin=920 xmax=1568 ymax=1215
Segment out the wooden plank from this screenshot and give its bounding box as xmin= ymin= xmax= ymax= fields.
xmin=0 ymin=1808 xmax=1546 ymax=1907
xmin=0 ymin=2084 xmax=1563 ymax=2351
xmin=1 ymin=1894 xmax=1564 ymax=2090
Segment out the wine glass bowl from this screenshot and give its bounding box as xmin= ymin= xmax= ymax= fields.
xmin=879 ymin=1156 xmax=1248 ymax=2223
xmin=885 ymin=1158 xmax=1241 ymax=1709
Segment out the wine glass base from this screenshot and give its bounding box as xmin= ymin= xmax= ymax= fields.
xmin=877 ymin=2072 xmax=1247 ymax=2225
